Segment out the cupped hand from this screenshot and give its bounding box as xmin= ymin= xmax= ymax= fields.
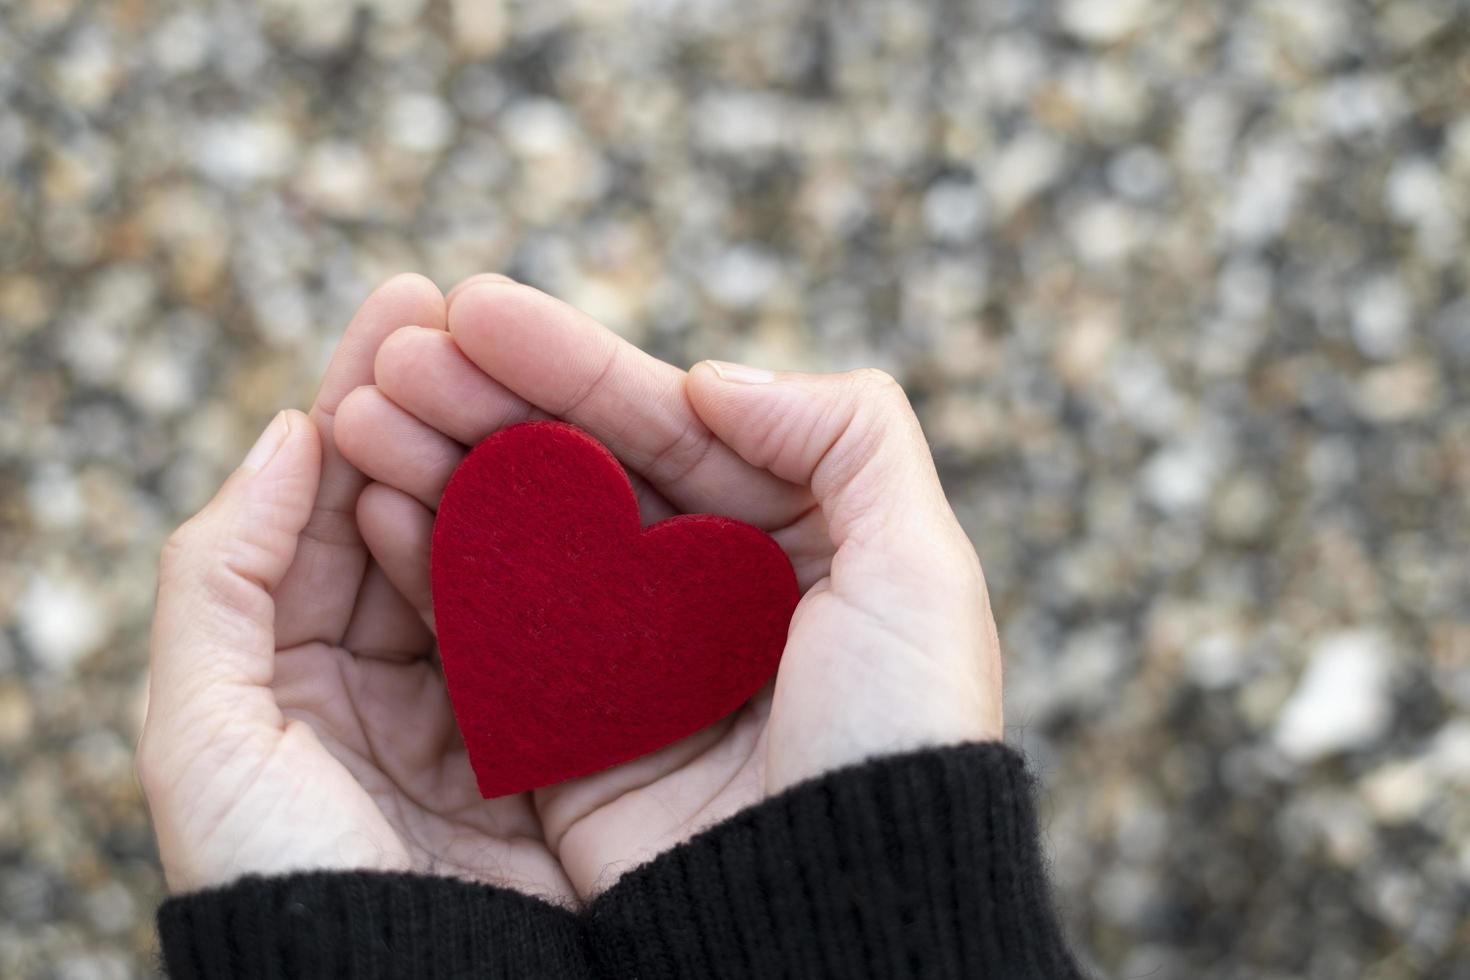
xmin=333 ymin=276 xmax=1003 ymax=899
xmin=137 ymin=276 xmax=576 ymax=903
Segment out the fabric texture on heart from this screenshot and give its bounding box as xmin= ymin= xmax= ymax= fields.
xmin=430 ymin=420 xmax=800 ymax=798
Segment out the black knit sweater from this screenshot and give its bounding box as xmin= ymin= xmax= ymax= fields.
xmin=158 ymin=743 xmax=1090 ymax=978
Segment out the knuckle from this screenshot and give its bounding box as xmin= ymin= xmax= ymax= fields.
xmin=847 ymin=368 xmax=915 ymax=420
xmin=849 ymin=367 xmax=904 ymax=397
xmin=642 ymin=416 xmax=714 ymax=487
xmin=160 ymin=518 xmax=205 ymax=577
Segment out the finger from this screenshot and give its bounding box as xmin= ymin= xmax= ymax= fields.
xmin=375 ymin=325 xmax=541 ymax=445
xmin=338 ymin=376 xmax=678 ymax=523
xmin=687 ymin=362 xmax=1004 ymax=770
xmin=685 ymin=363 xmax=980 ymax=592
xmin=356 ymin=482 xmax=435 ymax=628
xmin=274 ymin=274 xmax=447 ymax=649
xmin=146 ymin=411 xmax=320 ymax=735
xmin=445 ymin=272 xmax=517 ymax=311
xmin=445 ymin=280 xmax=812 ymax=529
xmin=336 ymin=386 xmax=462 ymax=510
xmin=339 ymin=561 xmax=435 ymax=661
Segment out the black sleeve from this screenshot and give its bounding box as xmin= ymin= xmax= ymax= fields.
xmin=158 ymin=743 xmax=1089 ymax=979
xmin=156 ymin=870 xmax=594 ymax=979
xmin=587 ymin=742 xmax=1090 ymax=979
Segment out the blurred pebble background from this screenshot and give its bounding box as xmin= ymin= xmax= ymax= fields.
xmin=2 ymin=0 xmax=1469 ymax=976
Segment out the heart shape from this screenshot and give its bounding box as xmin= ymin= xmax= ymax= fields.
xmin=431 ymin=421 xmax=800 ymax=798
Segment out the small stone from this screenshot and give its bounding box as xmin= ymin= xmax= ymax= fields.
xmin=1096 ymin=864 xmax=1157 ymax=928
xmin=193 ymin=118 xmax=297 ymax=184
xmin=701 ymin=246 xmax=782 ymax=311
xmin=693 ymin=91 xmax=788 ymax=157
xmin=84 ymin=881 xmax=135 ymax=936
xmin=982 ymin=34 xmax=1044 ymax=108
xmin=1107 ymin=146 xmax=1170 ymax=203
xmin=26 ymin=464 xmax=85 ymax=530
xmin=263 ymin=0 xmax=355 ymax=53
xmin=1263 ymin=0 xmax=1350 ymax=67
xmin=1314 ymin=793 xmax=1374 ymax=866
xmin=1432 ymin=297 xmax=1470 ymax=363
xmin=52 ymin=25 xmax=120 ymax=111
xmin=450 ymin=0 xmax=507 ymax=57
xmin=921 ymin=177 xmax=986 ymax=243
xmin=1142 ymin=438 xmax=1223 ymax=515
xmin=150 ymin=11 xmax=212 ymax=75
xmin=1275 ymin=631 xmax=1394 ymax=763
xmin=1216 ymin=258 xmax=1273 ymax=320
xmin=1350 ymin=275 xmax=1413 ymax=360
xmin=0 ymin=275 xmax=50 ymax=334
xmin=1059 ymin=0 xmax=1156 ymax=44
xmin=1224 ymin=140 xmax=1310 ymax=246
xmin=0 ymin=684 xmax=34 ymax=747
xmin=362 ymin=0 xmax=429 ymax=27
xmin=1069 ymin=199 xmax=1138 ymax=267
xmin=295 ymin=141 xmax=377 ymax=218
xmin=17 ymin=574 xmax=111 ymax=674
xmin=1428 ymin=720 xmax=1470 ymax=784
xmin=248 ymin=285 xmax=314 ymax=348
xmin=54 ymin=953 xmax=131 ymax=980
xmin=123 ymin=340 xmax=195 ymax=416
xmin=1355 ymin=360 xmax=1442 ymax=423
xmin=1359 ymin=758 xmax=1433 ymax=824
xmin=1186 ymin=632 xmax=1247 ymax=690
xmin=985 ymin=131 xmax=1066 ymax=217
xmin=1054 ymin=313 xmax=1119 ymax=388
xmin=1211 ymin=472 xmax=1276 ymax=542
xmin=385 ymin=93 xmax=456 ymax=155
xmin=1318 ymin=74 xmax=1405 ymax=138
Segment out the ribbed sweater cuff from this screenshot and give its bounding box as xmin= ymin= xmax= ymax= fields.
xmin=587 ymin=742 xmax=1087 ymax=979
xmin=157 ymin=870 xmax=591 ymax=979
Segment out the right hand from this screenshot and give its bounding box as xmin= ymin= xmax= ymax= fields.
xmin=335 ymin=276 xmax=1003 ymax=899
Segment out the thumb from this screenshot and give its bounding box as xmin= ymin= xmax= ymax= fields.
xmin=145 ymin=410 xmax=322 ymax=737
xmin=687 ymin=362 xmax=969 ymax=563
xmin=687 ymin=361 xmax=1003 ymax=764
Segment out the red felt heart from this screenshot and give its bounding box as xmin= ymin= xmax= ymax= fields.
xmin=430 ymin=421 xmax=800 ymax=798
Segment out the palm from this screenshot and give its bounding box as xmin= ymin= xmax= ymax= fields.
xmin=269 ymin=642 xmax=571 ymax=899
xmin=532 ymin=677 xmax=773 ymax=895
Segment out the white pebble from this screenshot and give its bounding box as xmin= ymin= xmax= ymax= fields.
xmin=1350 ymin=275 xmax=1413 ymax=360
xmin=701 ymin=245 xmax=782 ymax=310
xmin=1275 ymin=631 xmax=1394 ymax=763
xmin=985 ymin=131 xmax=1066 ymax=217
xmin=386 ymin=93 xmax=457 ymax=155
xmin=1108 ymin=146 xmax=1170 ymax=203
xmin=921 ymin=178 xmax=986 ymax=243
xmin=18 ymin=574 xmax=111 ymax=674
xmin=1142 ymin=438 xmax=1222 ymax=515
xmin=194 ymin=118 xmax=297 ymax=184
xmin=1224 ymin=140 xmax=1310 ymax=247
xmin=1060 ymin=0 xmax=1156 ymax=44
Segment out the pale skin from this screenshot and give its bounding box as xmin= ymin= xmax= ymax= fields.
xmin=137 ymin=274 xmax=1003 ymax=906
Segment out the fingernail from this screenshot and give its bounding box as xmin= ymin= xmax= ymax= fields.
xmin=242 ymin=412 xmax=290 ymax=472
xmin=707 ymin=360 xmax=775 ymax=384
